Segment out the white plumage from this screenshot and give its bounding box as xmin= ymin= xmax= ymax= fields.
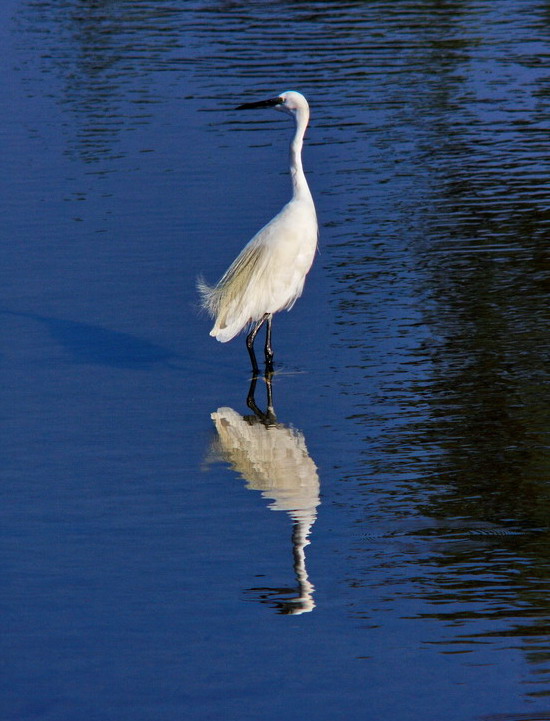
xmin=198 ymin=90 xmax=317 ymax=374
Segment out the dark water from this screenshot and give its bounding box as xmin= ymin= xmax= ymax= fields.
xmin=1 ymin=1 xmax=549 ymax=719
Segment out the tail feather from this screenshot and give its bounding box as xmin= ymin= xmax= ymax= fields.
xmin=197 ymin=237 xmax=269 ymax=343
xmin=197 ymin=276 xmax=217 ymax=317
xmin=197 ymin=276 xmax=246 ymax=342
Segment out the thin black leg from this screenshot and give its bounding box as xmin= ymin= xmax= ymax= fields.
xmin=264 ymin=314 xmax=274 ymax=373
xmin=246 ymin=314 xmax=268 ymax=377
xmin=246 ymin=369 xmax=276 ymax=425
xmin=265 ymin=369 xmax=275 ymax=418
xmin=246 ymin=374 xmax=260 ymax=413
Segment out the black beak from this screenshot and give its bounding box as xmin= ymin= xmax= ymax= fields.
xmin=236 ymin=96 xmax=282 ymax=110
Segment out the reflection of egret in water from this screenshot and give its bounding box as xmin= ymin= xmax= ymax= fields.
xmin=210 ymin=375 xmax=320 ymax=614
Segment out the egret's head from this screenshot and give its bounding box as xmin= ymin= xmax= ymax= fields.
xmin=276 ymin=91 xmax=309 ymax=116
xmin=236 ymin=90 xmax=309 ymax=117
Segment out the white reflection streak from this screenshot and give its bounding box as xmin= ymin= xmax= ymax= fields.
xmin=211 ymin=405 xmax=320 ymax=614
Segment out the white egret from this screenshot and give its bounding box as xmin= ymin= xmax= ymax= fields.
xmin=198 ymin=90 xmax=318 ymax=375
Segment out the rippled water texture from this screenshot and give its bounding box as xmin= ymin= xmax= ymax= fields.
xmin=1 ymin=1 xmax=549 ymax=720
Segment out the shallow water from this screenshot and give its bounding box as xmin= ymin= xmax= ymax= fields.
xmin=1 ymin=1 xmax=549 ymax=719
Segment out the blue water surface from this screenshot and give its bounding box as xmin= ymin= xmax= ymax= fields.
xmin=1 ymin=2 xmax=549 ymax=720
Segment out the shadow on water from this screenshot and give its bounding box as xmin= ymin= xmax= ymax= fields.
xmin=2 ymin=310 xmax=179 ymax=368
xmin=208 ymin=373 xmax=320 ymax=615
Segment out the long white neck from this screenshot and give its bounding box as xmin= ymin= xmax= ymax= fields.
xmin=289 ymin=107 xmax=313 ymax=203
